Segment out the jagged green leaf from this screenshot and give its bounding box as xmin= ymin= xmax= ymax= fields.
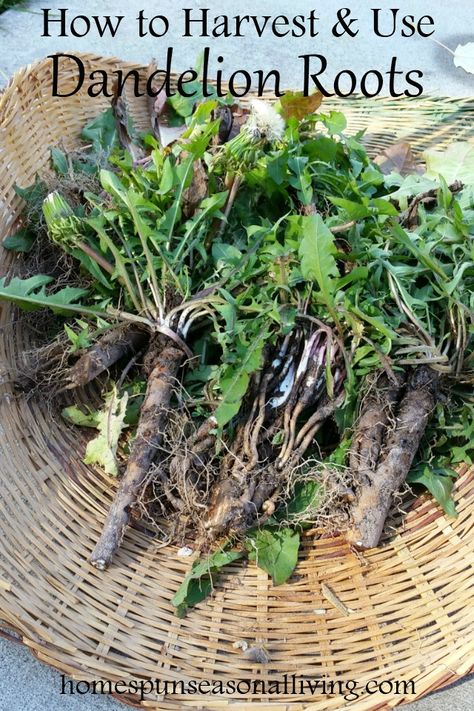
xmin=0 ymin=276 xmax=91 ymax=315
xmin=288 ymin=156 xmax=313 ymax=205
xmin=407 ymin=465 xmax=458 ymax=518
xmin=83 ymin=388 xmax=129 ymax=476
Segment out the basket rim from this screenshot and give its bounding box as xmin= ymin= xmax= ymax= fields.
xmin=1 ymin=54 xmax=474 ymax=711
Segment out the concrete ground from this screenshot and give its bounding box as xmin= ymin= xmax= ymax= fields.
xmin=0 ymin=1 xmax=473 ymax=709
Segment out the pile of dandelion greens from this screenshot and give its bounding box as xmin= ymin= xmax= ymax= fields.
xmin=1 ymin=86 xmax=473 ymax=617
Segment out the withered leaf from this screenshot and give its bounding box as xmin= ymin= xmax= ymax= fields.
xmin=401 ymin=180 xmax=463 ymax=230
xmin=279 ymin=91 xmax=323 ymax=121
xmin=183 ymin=160 xmax=208 ymax=217
xmin=153 ymin=85 xmax=167 ymax=118
xmin=147 ymin=60 xmax=186 ymax=148
xmin=111 ymin=82 xmax=145 ymax=163
xmin=374 ymin=141 xmax=422 ymax=177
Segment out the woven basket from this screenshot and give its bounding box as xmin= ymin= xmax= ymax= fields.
xmin=0 ymin=55 xmax=473 ymax=710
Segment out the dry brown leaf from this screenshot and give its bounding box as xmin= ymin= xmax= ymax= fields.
xmin=111 ymin=82 xmax=145 ymax=163
xmin=182 ymin=160 xmax=208 ymax=217
xmin=374 ymin=141 xmax=422 ymax=177
xmin=147 ymin=60 xmax=186 ymax=148
xmin=402 ymin=180 xmax=463 ymax=229
xmin=279 ymin=91 xmax=323 ymax=121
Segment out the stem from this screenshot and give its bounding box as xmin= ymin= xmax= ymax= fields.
xmin=330 ymin=221 xmax=356 ymax=234
xmin=166 ymin=155 xmax=194 ymax=250
xmin=291 ymin=394 xmax=345 ymax=463
xmin=109 ymin=221 xmax=156 ymax=318
xmin=77 ymin=240 xmax=114 ymax=275
xmin=218 ymin=175 xmax=242 ymax=238
xmin=86 ymin=221 xmax=144 ymax=315
xmin=205 ymin=174 xmax=241 ymax=249
xmin=128 ymin=202 xmax=164 ymax=320
xmin=387 ymin=271 xmax=434 ymax=347
xmin=248 ymin=373 xmax=272 ymax=468
xmin=277 ymin=258 xmax=289 ymax=304
xmin=106 ymin=307 xmax=153 ymax=328
xmin=294 ymin=393 xmax=345 ymax=452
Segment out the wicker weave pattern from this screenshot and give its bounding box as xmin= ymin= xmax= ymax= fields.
xmin=0 ymin=55 xmax=473 ymax=710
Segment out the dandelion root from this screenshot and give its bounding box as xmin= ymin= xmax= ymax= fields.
xmin=90 ymin=338 xmax=183 ymax=569
xmin=347 ymin=366 xmax=438 ymax=549
xmin=65 ymin=325 xmax=148 ymax=390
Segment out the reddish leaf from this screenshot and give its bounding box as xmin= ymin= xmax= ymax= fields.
xmin=279 ymin=91 xmax=323 ymax=121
